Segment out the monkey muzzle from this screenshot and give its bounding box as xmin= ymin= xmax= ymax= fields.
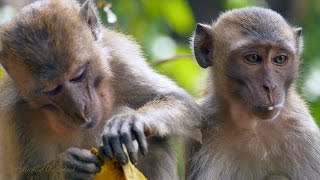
xmin=252 ymin=103 xmax=283 ymax=120
xmin=267 ymin=106 xmax=274 ymax=111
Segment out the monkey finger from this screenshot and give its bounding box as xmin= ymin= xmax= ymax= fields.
xmin=98 ymin=146 xmax=109 ymax=162
xmin=120 ymin=123 xmax=138 ymax=165
xmin=69 ymin=149 xmax=103 ymax=167
xmin=64 ymin=156 xmax=100 ymax=174
xmin=132 ymin=121 xmax=148 ymax=156
xmin=110 ymin=136 xmax=128 ymax=165
xmin=102 ymin=134 xmax=114 ymax=159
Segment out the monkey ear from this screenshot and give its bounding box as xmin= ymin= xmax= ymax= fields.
xmin=80 ymin=0 xmax=101 ymax=40
xmin=192 ymin=23 xmax=213 ymax=68
xmin=294 ymin=27 xmax=303 ymax=54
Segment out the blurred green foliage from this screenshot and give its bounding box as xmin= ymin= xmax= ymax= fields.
xmin=223 ymin=0 xmax=265 ymax=9
xmin=102 ymin=0 xmax=195 ymax=61
xmin=311 ymin=101 xmax=320 ymax=121
xmin=300 ymin=0 xmax=320 ymax=124
xmin=153 ymin=46 xmax=206 ymax=96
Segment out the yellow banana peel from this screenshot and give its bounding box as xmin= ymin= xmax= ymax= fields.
xmin=91 ymin=148 xmax=147 ymax=180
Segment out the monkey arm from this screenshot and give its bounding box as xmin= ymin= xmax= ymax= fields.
xmin=103 ymin=73 xmax=203 ymax=166
xmin=136 ymin=92 xmax=202 ymax=141
xmin=109 ymin=61 xmax=202 ymax=142
xmin=104 ymin=29 xmax=202 ymax=141
xmin=99 ymin=29 xmax=202 ymax=166
xmin=101 ymin=92 xmax=202 ymax=166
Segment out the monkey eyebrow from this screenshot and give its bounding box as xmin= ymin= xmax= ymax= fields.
xmin=230 ymin=40 xmax=295 ymax=55
xmin=230 ymin=39 xmax=253 ymax=52
xmin=71 ymin=63 xmax=89 ymax=78
xmin=273 ymin=41 xmax=295 ymax=54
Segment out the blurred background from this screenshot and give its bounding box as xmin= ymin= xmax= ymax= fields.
xmin=0 ymin=0 xmax=319 ymax=178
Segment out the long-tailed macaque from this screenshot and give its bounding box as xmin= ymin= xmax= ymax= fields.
xmin=185 ymin=7 xmax=320 ymax=180
xmin=0 ymin=0 xmax=201 ymax=179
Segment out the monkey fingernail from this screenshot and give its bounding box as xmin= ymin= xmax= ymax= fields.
xmin=268 ymin=106 xmax=274 ymax=111
xmin=128 ymin=153 xmax=138 ymax=164
xmin=141 ymin=149 xmax=148 ymax=156
xmin=131 ymin=159 xmax=137 ymax=165
xmin=122 ymin=159 xmax=128 ymax=165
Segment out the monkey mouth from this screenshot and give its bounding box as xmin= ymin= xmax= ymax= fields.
xmin=254 ymin=102 xmax=283 ymax=111
xmin=252 ymin=102 xmax=284 ymax=120
xmin=81 ymin=116 xmax=98 ymax=129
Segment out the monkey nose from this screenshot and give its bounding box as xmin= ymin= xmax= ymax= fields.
xmin=73 ymin=109 xmax=97 ymax=128
xmin=71 ymin=110 xmax=89 ymax=122
xmin=74 ymin=104 xmax=91 ymax=120
xmin=262 ymin=84 xmax=277 ymax=103
xmin=262 ymin=84 xmax=276 ymax=93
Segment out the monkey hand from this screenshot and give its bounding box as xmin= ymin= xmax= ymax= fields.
xmin=102 ymin=113 xmax=149 ymax=166
xmin=59 ymin=147 xmax=103 ymax=180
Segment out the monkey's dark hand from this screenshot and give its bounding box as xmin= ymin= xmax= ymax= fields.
xmin=60 ymin=147 xmax=103 ymax=180
xmin=102 ymin=113 xmax=148 ymax=165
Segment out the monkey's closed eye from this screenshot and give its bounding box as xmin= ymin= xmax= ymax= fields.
xmin=244 ymin=54 xmax=262 ymax=64
xmin=43 ymin=85 xmax=63 ymax=96
xmin=70 ymin=67 xmax=87 ymax=83
xmin=272 ymin=55 xmax=287 ymax=65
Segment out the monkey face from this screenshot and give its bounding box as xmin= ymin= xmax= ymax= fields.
xmin=192 ymin=8 xmax=302 ymax=122
xmin=0 ymin=39 xmax=108 ymax=130
xmin=4 ymin=60 xmax=105 ymax=130
xmin=193 ymin=8 xmax=302 ymax=124
xmin=225 ymin=40 xmax=297 ymax=120
xmin=0 ymin=0 xmax=110 ymax=130
xmin=41 ymin=63 xmax=103 ymax=129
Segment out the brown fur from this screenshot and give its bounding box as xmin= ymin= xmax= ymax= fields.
xmin=0 ymin=0 xmax=201 ymax=179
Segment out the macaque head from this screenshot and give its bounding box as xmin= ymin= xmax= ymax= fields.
xmin=193 ymin=7 xmax=302 ymax=121
xmin=0 ymin=0 xmax=108 ymax=129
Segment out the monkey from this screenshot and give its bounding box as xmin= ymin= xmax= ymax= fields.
xmin=0 ymin=0 xmax=202 ymax=179
xmin=184 ymin=7 xmax=320 ymax=180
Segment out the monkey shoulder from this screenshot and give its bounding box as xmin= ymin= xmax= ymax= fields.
xmin=101 ymin=28 xmax=145 ymax=65
xmin=197 ymin=96 xmax=219 ymax=132
xmin=100 ymin=28 xmax=188 ymax=101
xmin=282 ymin=92 xmax=320 ymax=133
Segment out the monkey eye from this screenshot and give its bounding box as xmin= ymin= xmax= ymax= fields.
xmin=42 ymin=85 xmax=63 ymax=96
xmin=70 ymin=67 xmax=87 ymax=83
xmin=273 ymin=55 xmax=287 ymax=65
xmin=244 ymin=54 xmax=262 ymax=64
